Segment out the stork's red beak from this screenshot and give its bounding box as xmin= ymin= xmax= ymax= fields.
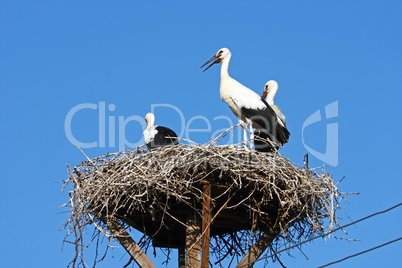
xmin=261 ymin=91 xmax=268 ymax=100
xmin=201 ymin=55 xmax=222 ymax=72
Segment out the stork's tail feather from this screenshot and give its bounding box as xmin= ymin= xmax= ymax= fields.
xmin=279 ymin=125 xmax=290 ymax=145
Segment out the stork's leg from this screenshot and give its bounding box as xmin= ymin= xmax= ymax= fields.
xmin=249 ymin=125 xmax=254 ymax=149
xmin=240 ymin=121 xmax=248 ymax=148
xmin=243 ymin=127 xmax=248 ymax=147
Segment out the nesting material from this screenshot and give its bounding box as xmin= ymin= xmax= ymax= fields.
xmin=62 ymin=143 xmax=345 ymax=266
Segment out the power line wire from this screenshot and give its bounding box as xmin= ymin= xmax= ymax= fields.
xmin=317 ymin=236 xmax=402 ymax=267
xmin=237 ymin=202 xmax=402 ymax=267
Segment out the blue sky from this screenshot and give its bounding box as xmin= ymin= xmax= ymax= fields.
xmin=1 ymin=1 xmax=401 ymax=267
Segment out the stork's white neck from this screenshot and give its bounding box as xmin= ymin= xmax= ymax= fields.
xmin=220 ymin=55 xmax=231 ymax=78
xmin=219 ymin=55 xmax=232 ymax=101
xmin=266 ymin=85 xmax=280 ymax=106
xmin=266 ymin=92 xmax=275 ymax=106
xmin=146 ymin=118 xmax=155 ymax=129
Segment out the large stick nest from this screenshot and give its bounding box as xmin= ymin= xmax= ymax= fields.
xmin=62 ymin=142 xmax=346 ymax=267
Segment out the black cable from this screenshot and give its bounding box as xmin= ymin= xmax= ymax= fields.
xmin=317 ymin=236 xmax=402 ymax=267
xmin=236 ymin=202 xmax=402 ymax=267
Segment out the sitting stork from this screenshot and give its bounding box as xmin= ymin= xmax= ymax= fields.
xmin=201 ymin=48 xmax=288 ymax=151
xmin=143 ymin=112 xmax=179 ymax=151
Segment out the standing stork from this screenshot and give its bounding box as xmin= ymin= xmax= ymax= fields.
xmin=201 ymin=48 xmax=288 ymax=150
xmin=143 ymin=112 xmax=179 ymax=151
xmin=254 ymin=80 xmax=290 ymax=152
xmin=262 ymin=80 xmax=287 ymax=128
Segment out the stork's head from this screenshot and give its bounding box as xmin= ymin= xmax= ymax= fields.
xmin=201 ymin=48 xmax=231 ymax=72
xmin=262 ymin=80 xmax=279 ymax=99
xmin=145 ymin=112 xmax=155 ymax=128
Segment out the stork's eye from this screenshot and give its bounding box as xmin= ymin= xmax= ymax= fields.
xmin=219 ymin=50 xmax=223 ymax=54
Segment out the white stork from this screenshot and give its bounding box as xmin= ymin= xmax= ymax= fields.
xmin=262 ymin=80 xmax=287 ymax=128
xmin=143 ymin=112 xmax=179 ymax=151
xmin=254 ymin=80 xmax=290 ymax=152
xmin=201 ymin=48 xmax=289 ymax=151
